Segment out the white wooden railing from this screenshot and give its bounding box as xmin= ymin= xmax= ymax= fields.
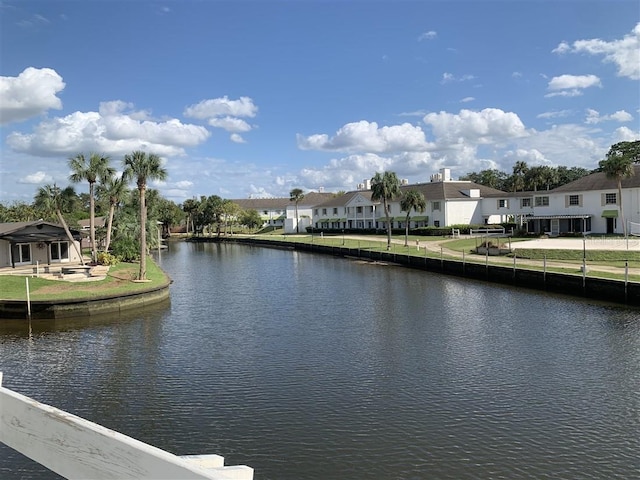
xmin=0 ymin=373 xmax=253 ymax=479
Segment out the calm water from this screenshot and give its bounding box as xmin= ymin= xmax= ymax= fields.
xmin=1 ymin=241 xmax=639 ymax=479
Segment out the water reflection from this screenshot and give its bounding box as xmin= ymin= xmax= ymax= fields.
xmin=1 ymin=241 xmax=639 ymax=480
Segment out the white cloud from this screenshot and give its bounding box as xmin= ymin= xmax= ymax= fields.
xmin=0 ymin=67 xmax=65 ymax=125
xmin=174 ymin=180 xmax=193 ymax=189
xmin=547 ymin=74 xmax=602 ymax=91
xmin=554 ymin=23 xmax=640 ymax=80
xmin=460 ymin=97 xmax=475 ymax=103
xmin=612 ymin=126 xmax=640 ymax=142
xmin=6 ymin=100 xmax=210 ymax=157
xmin=545 ymin=74 xmax=602 ymax=98
xmin=184 ymin=96 xmax=258 ymax=119
xmin=297 ymin=121 xmax=432 ymax=153
xmin=208 ymin=116 xmax=252 ymax=133
xmin=418 ymin=31 xmax=437 ymax=41
xmin=422 ymin=108 xmax=528 ymax=145
xmin=441 ymin=73 xmax=476 ymax=84
xmin=537 ymin=110 xmax=572 ymax=119
xmin=585 ymin=109 xmax=633 ymax=124
xmin=230 ymin=133 xmax=246 ymax=143
xmin=19 ymin=171 xmax=53 ymax=184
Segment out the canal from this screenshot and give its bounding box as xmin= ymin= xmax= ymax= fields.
xmin=1 ymin=241 xmax=639 ymax=479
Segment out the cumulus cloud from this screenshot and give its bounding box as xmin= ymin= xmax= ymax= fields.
xmin=6 ymin=100 xmax=210 ymax=157
xmin=585 ymin=109 xmax=633 ymax=124
xmin=184 ymin=95 xmax=257 ymax=141
xmin=422 ymin=108 xmax=528 ymax=145
xmin=297 ymin=121 xmax=432 ymax=153
xmin=19 ymin=171 xmax=53 ymax=184
xmin=184 ymin=96 xmax=257 ymax=119
xmin=545 ymin=74 xmax=602 ymax=97
xmin=0 ymin=67 xmax=65 ymax=125
xmin=553 ymin=23 xmax=640 ymax=80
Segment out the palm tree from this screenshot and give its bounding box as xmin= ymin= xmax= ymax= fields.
xmin=182 ymin=198 xmax=199 ymax=235
xmin=371 ymin=171 xmax=401 ymax=250
xmin=599 ymin=143 xmax=637 ymax=237
xmin=400 ymin=190 xmax=426 ymax=247
xmin=511 ymin=161 xmax=528 ymax=192
xmin=96 ymin=173 xmax=128 ymax=253
xmin=34 ymin=184 xmax=85 ymax=265
xmin=289 ymin=188 xmax=305 ymax=233
xmin=122 ymin=151 xmax=167 ymax=280
xmin=68 ymin=153 xmax=115 ymax=263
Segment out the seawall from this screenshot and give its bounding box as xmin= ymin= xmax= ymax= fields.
xmin=0 ymin=281 xmax=171 ymax=319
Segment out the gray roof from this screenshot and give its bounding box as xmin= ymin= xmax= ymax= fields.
xmin=231 ymin=192 xmax=334 ymax=210
xmin=0 ymin=220 xmax=81 ymax=242
xmin=551 ymin=165 xmax=640 ymax=193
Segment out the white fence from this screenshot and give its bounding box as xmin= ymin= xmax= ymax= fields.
xmin=0 ymin=372 xmax=253 ymax=479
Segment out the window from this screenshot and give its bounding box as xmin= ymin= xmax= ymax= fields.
xmin=12 ymin=243 xmax=31 ymax=264
xmin=521 ymin=198 xmax=532 ymax=208
xmin=498 ymin=199 xmax=508 ymax=208
xmin=568 ymin=195 xmax=580 ymax=206
xmin=605 ymin=193 xmax=617 ymax=205
xmin=434 ymin=220 xmax=440 ymax=227
xmin=50 ymin=242 xmax=69 ymax=261
xmin=432 ymin=201 xmax=441 ymax=211
xmin=356 ymin=206 xmax=363 ymax=214
xmin=314 ymin=209 xmax=318 ymax=215
xmin=322 ymin=208 xmax=327 ymax=215
xmin=333 ymin=208 xmax=338 ymax=214
xmin=535 ymin=196 xmax=549 ymax=207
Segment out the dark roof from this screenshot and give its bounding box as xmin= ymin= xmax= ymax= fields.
xmin=0 ymin=220 xmax=81 ymax=242
xmin=231 ymin=192 xmax=334 ymax=210
xmin=399 ymin=181 xmax=505 ymax=200
xmin=551 ymin=165 xmax=640 ymax=193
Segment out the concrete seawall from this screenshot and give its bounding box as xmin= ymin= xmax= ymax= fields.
xmin=0 ymin=282 xmax=171 ymax=319
xmin=226 ymin=237 xmax=640 ymax=307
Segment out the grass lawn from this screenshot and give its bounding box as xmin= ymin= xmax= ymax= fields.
xmin=0 ymin=258 xmax=169 ymax=302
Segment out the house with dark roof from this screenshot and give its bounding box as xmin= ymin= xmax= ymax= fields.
xmin=0 ymin=220 xmax=83 ymax=269
xmin=232 ymin=192 xmax=334 ymax=233
xmin=312 ymin=168 xmax=505 ymax=231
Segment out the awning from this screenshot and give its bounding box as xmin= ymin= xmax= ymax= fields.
xmin=527 ymin=214 xmax=591 ymax=220
xmin=411 ymin=216 xmax=429 ymax=222
xmin=601 ymin=210 xmax=618 ymax=218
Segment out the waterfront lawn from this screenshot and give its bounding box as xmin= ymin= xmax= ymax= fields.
xmin=0 ymin=258 xmax=169 ymax=301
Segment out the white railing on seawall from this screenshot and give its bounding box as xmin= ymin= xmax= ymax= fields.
xmin=0 ymin=372 xmax=253 ymax=480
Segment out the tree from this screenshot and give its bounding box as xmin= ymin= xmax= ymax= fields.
xmin=182 ymin=198 xmax=200 ymax=235
xmin=34 ymin=184 xmax=85 ymax=265
xmin=371 ymin=171 xmax=401 ymax=250
xmin=68 ymin=153 xmax=115 ymax=263
xmin=96 ymin=173 xmax=128 ymax=253
xmin=510 ymin=161 xmax=528 ymax=192
xmin=122 ymin=151 xmax=167 ymax=280
xmin=238 ymin=209 xmax=263 ymax=231
xmin=400 ymin=190 xmax=426 ymax=247
xmin=289 ymin=188 xmax=305 ymax=233
xmin=599 ymin=141 xmax=639 ymax=237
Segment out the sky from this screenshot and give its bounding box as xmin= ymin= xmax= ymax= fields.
xmin=1 ymin=0 xmax=639 ymax=204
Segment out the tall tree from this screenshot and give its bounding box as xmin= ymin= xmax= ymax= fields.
xmin=599 ymin=141 xmax=638 ymax=237
xmin=400 ymin=190 xmax=426 ymax=247
xmin=122 ymin=151 xmax=167 ymax=280
xmin=371 ymin=171 xmax=401 ymax=250
xmin=289 ymin=188 xmax=305 ymax=233
xmin=96 ymin=173 xmax=128 ymax=253
xmin=34 ymin=184 xmax=85 ymax=265
xmin=182 ymin=198 xmax=200 ymax=235
xmin=510 ymin=161 xmax=528 ymax=192
xmin=68 ymin=153 xmax=115 ymax=262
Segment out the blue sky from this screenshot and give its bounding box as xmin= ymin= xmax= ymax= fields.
xmin=1 ymin=0 xmax=639 ymax=204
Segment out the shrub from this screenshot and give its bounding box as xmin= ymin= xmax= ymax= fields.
xmin=97 ymin=251 xmax=120 ymax=266
xmin=110 ymin=238 xmax=139 ymax=262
